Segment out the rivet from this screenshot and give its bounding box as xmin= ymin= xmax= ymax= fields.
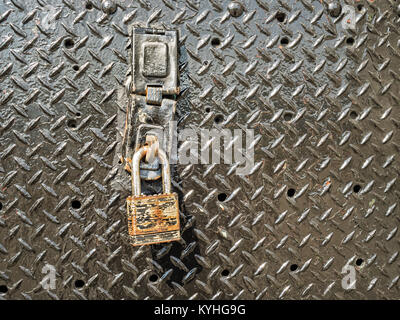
xmin=328 ymin=2 xmax=342 ymax=18
xmin=228 ymin=1 xmax=243 ymax=18
xmin=102 ymin=0 xmax=117 ymax=14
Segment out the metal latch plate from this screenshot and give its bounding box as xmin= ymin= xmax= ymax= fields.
xmin=131 ymin=27 xmax=179 ymax=96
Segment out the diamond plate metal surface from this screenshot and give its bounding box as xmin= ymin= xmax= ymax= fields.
xmin=0 ymin=0 xmax=399 ymax=300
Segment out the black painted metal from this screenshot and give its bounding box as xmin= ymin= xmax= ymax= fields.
xmin=0 ymin=0 xmax=399 ymax=299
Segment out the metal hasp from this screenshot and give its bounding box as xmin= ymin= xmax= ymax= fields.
xmin=129 ymin=27 xmax=179 ymax=180
xmin=125 ymin=27 xmax=181 ymax=246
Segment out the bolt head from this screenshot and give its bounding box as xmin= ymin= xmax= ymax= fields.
xmin=328 ymin=2 xmax=342 ymax=18
xmin=228 ymin=1 xmax=243 ymax=18
xmin=102 ymin=0 xmax=117 ymax=14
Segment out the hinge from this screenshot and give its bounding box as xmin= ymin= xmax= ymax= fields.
xmin=146 ymin=86 xmax=163 ymax=105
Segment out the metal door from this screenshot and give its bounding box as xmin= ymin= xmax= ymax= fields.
xmin=0 ymin=0 xmax=399 ymax=299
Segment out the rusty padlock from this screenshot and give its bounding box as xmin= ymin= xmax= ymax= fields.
xmin=126 ymin=145 xmax=180 ymax=246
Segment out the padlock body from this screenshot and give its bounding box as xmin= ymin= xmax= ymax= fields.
xmin=127 ymin=193 xmax=180 ymax=246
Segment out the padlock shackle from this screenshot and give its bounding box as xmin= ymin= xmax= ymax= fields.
xmin=132 ymin=146 xmax=171 ymax=196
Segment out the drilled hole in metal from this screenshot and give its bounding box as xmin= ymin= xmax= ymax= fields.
xmin=205 ymin=107 xmax=211 ymax=113
xmin=75 ymin=279 xmax=85 ymax=288
xmin=287 ymin=188 xmax=296 ymax=197
xmin=221 ymin=269 xmax=230 ymax=277
xmin=356 ymin=258 xmax=364 ymax=266
xmin=71 ymin=200 xmax=81 ymax=209
xmin=276 ymin=11 xmax=286 ymax=22
xmin=86 ymin=2 xmax=93 ymax=10
xmin=353 ymin=184 xmax=361 ymax=193
xmin=72 ymin=65 xmax=79 ymax=71
xmin=149 ymin=274 xmax=158 ymax=282
xmin=0 ymin=285 xmax=8 ymax=294
xmin=280 ymin=37 xmax=289 ymax=46
xmin=284 ymin=112 xmax=293 ymax=121
xmin=214 ymin=114 xmax=224 ymax=124
xmin=217 ymin=193 xmax=227 ymax=202
xmin=290 ymin=264 xmax=298 ymax=271
xmin=67 ymin=119 xmax=77 ymax=128
xmin=346 ymin=37 xmax=355 ymax=45
xmin=211 ymin=37 xmax=221 ymax=46
xmin=64 ymin=38 xmax=74 ymax=49
xmin=350 ymin=111 xmax=358 ymax=119
xmin=76 ymin=112 xmax=81 ymax=117
xmin=357 ymin=4 xmax=364 ymax=11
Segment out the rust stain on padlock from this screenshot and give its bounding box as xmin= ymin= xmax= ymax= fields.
xmin=127 ymin=145 xmax=180 ymax=246
xmin=127 ymin=193 xmax=180 ymax=246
